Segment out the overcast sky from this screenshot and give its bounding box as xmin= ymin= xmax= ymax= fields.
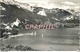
xmin=14 ymin=0 xmax=80 ymax=9
xmin=1 ymin=0 xmax=79 ymax=9
xmin=15 ymin=0 xmax=80 ymax=6
xmin=15 ymin=0 xmax=80 ymax=3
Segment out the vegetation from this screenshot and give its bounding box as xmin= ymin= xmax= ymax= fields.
xmin=0 ymin=44 xmax=37 ymax=51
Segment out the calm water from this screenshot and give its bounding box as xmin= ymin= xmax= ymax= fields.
xmin=0 ymin=28 xmax=79 ymax=51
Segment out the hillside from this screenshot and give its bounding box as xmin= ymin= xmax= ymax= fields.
xmin=0 ymin=0 xmax=79 ymax=28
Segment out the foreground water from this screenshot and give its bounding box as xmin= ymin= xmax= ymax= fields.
xmin=0 ymin=28 xmax=79 ymax=51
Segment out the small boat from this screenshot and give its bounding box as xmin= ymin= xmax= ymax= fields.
xmin=34 ymin=31 xmax=37 ymax=35
xmin=41 ymin=34 xmax=44 ymax=37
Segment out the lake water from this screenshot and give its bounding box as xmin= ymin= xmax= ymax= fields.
xmin=0 ymin=28 xmax=79 ymax=51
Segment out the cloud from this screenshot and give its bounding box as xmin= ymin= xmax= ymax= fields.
xmin=15 ymin=0 xmax=49 ymax=3
xmin=62 ymin=1 xmax=77 ymax=5
xmin=4 ymin=0 xmax=79 ymax=10
xmin=61 ymin=1 xmax=80 ymax=10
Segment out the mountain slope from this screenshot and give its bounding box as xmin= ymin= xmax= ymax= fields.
xmin=0 ymin=1 xmax=79 ymax=28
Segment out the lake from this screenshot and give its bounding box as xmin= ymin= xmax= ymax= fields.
xmin=0 ymin=28 xmax=79 ymax=51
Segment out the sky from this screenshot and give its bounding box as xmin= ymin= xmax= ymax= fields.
xmin=15 ymin=0 xmax=49 ymax=3
xmin=15 ymin=0 xmax=80 ymax=4
xmin=15 ymin=0 xmax=80 ymax=9
xmin=1 ymin=0 xmax=80 ymax=9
